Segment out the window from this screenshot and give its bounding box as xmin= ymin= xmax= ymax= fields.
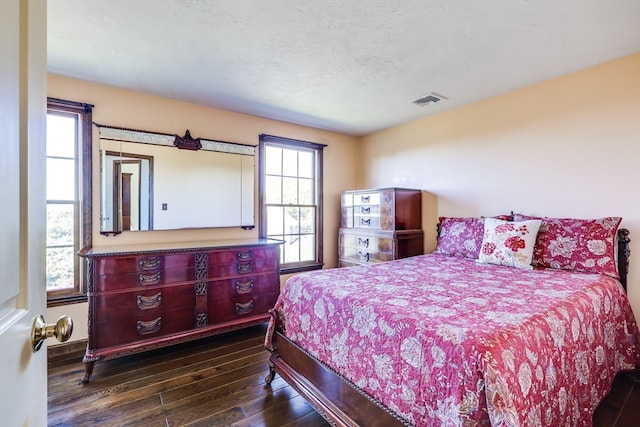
xmin=259 ymin=134 xmax=326 ymax=274
xmin=46 ymin=98 xmax=93 ymax=306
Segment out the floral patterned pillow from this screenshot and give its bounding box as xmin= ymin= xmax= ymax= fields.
xmin=434 ymin=217 xmax=485 ymax=259
xmin=478 ymin=218 xmax=542 ymax=269
xmin=513 ymin=214 xmax=622 ymax=278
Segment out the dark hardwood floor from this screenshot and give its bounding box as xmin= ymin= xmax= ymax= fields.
xmin=48 ymin=324 xmax=640 ymax=426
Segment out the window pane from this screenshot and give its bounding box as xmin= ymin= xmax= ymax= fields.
xmin=282 ymin=149 xmax=298 ymax=177
xmin=47 ymin=204 xmax=74 ymax=246
xmin=284 ymin=206 xmax=300 ymax=234
xmin=47 ymin=114 xmax=76 ymax=158
xmin=299 ymin=234 xmax=316 ymax=262
xmin=266 ymin=206 xmax=284 ymax=235
xmin=283 ymin=236 xmax=300 ymax=264
xmin=47 ymin=158 xmax=75 ymax=200
xmin=299 ymin=207 xmax=315 ymax=234
xmin=265 ymin=146 xmax=282 ymax=175
xmin=265 ymin=175 xmax=282 ymax=204
xmin=298 ymin=151 xmax=313 ymax=179
xmin=46 ymin=247 xmax=74 ymax=291
xmin=299 ymin=178 xmax=313 ymax=205
xmin=282 ymin=177 xmax=298 ymax=205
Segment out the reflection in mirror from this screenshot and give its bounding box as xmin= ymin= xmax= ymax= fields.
xmin=101 ymin=150 xmax=152 ymax=231
xmin=98 ymin=126 xmax=255 ymax=234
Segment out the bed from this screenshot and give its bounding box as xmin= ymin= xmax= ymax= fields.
xmin=264 ymin=215 xmax=640 ymax=426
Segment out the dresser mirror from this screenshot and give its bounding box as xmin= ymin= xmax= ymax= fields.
xmin=98 ymin=125 xmax=255 ymax=234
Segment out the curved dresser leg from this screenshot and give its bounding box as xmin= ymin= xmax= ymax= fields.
xmin=80 ymin=361 xmax=95 ymax=384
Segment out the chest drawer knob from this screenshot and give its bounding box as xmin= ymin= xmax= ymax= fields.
xmin=139 ymin=271 xmax=161 ymax=286
xmin=237 ymin=262 xmax=254 ymax=274
xmin=360 ymin=195 xmax=370 ymax=204
xmin=235 ymin=300 xmax=254 ymax=315
xmin=357 ymin=237 xmax=369 ymax=248
xmin=234 ymin=280 xmax=254 ymax=295
xmin=357 ymin=251 xmax=370 ymax=262
xmin=137 ymin=292 xmax=162 ymax=310
xmin=237 ymin=250 xmax=253 ymax=261
xmin=359 ymin=218 xmax=371 ymax=227
xmin=360 ymin=206 xmax=371 ymax=215
xmin=138 ymin=256 xmax=161 ymax=270
xmin=137 ymin=317 xmax=161 ymax=335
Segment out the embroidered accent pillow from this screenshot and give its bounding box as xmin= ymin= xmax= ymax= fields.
xmin=434 ymin=217 xmax=485 ymax=259
xmin=478 ymin=218 xmax=542 ymax=269
xmin=513 ymin=214 xmax=621 ymax=278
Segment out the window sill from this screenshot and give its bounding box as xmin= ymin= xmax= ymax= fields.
xmin=280 ymin=262 xmax=324 ymax=275
xmin=47 ymin=292 xmax=87 ymax=308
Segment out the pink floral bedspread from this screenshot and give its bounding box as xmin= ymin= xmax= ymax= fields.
xmin=266 ymin=254 xmax=640 ymax=426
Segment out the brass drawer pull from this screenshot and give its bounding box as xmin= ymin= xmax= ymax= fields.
xmin=237 ymin=263 xmax=254 ymax=274
xmin=235 ymin=280 xmax=254 ymax=295
xmin=360 ymin=218 xmax=371 ymax=227
xmin=237 ymin=250 xmax=253 ymax=261
xmin=360 ymin=195 xmax=370 ymax=204
xmin=235 ymin=300 xmax=254 ymax=315
xmin=139 ymin=271 xmax=161 ymax=286
xmin=138 ymin=256 xmax=160 ymax=270
xmin=137 ymin=317 xmax=161 ymax=335
xmin=357 ymin=237 xmax=369 ymax=248
xmin=137 ymin=292 xmax=162 ymax=310
xmin=357 ymin=251 xmax=370 ymax=262
xmin=360 ymin=206 xmax=371 ymax=214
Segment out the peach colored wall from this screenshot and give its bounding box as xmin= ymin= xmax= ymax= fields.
xmin=359 ymin=53 xmax=640 ymax=318
xmin=47 ymin=74 xmax=359 ymax=341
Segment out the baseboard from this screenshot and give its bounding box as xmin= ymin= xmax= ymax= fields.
xmin=48 ymin=339 xmax=87 ymax=365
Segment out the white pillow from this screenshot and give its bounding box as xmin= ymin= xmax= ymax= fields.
xmin=478 ymin=218 xmax=542 ymax=269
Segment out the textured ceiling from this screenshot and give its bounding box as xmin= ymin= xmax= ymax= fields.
xmin=47 ymin=0 xmax=640 ymax=136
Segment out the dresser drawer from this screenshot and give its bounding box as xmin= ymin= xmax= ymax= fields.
xmin=207 ymin=275 xmax=279 ymax=301
xmin=341 ymin=249 xmax=394 ymax=264
xmin=208 ymin=247 xmax=278 ymax=265
xmin=208 ymin=258 xmax=277 ymax=277
xmin=340 ymin=232 xmax=393 ymax=255
xmin=353 ymin=191 xmax=381 ymax=206
xmin=93 ymin=307 xmax=196 ymax=349
xmin=207 ymin=291 xmax=279 ymax=324
xmin=93 ymin=253 xmax=195 ymax=275
xmin=91 ymin=283 xmax=195 ymax=321
xmin=93 ymin=267 xmax=195 ymax=292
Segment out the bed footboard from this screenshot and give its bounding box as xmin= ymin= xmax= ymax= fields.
xmin=265 ymin=309 xmax=407 ymax=427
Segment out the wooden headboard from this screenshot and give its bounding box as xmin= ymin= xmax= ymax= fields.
xmin=618 ymin=228 xmax=631 ymax=292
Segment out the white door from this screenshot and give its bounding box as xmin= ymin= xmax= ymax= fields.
xmin=0 ymin=1 xmax=50 ymax=426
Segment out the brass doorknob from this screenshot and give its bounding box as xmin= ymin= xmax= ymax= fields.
xmin=31 ymin=314 xmax=73 ymax=352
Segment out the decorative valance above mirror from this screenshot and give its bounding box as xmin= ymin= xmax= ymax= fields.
xmin=97 ymin=124 xmax=255 ymax=235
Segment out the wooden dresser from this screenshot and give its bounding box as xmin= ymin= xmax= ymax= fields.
xmin=339 ymin=188 xmax=423 ymax=267
xmin=78 ymin=238 xmax=282 ymax=383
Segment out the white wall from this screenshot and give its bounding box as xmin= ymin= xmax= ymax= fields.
xmin=359 ymin=54 xmax=640 ymax=317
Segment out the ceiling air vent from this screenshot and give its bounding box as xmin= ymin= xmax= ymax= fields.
xmin=412 ymin=92 xmax=448 ymax=106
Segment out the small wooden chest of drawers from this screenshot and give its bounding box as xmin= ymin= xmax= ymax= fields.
xmin=78 ymin=239 xmax=282 ymax=383
xmin=339 ymin=188 xmax=423 ymax=267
